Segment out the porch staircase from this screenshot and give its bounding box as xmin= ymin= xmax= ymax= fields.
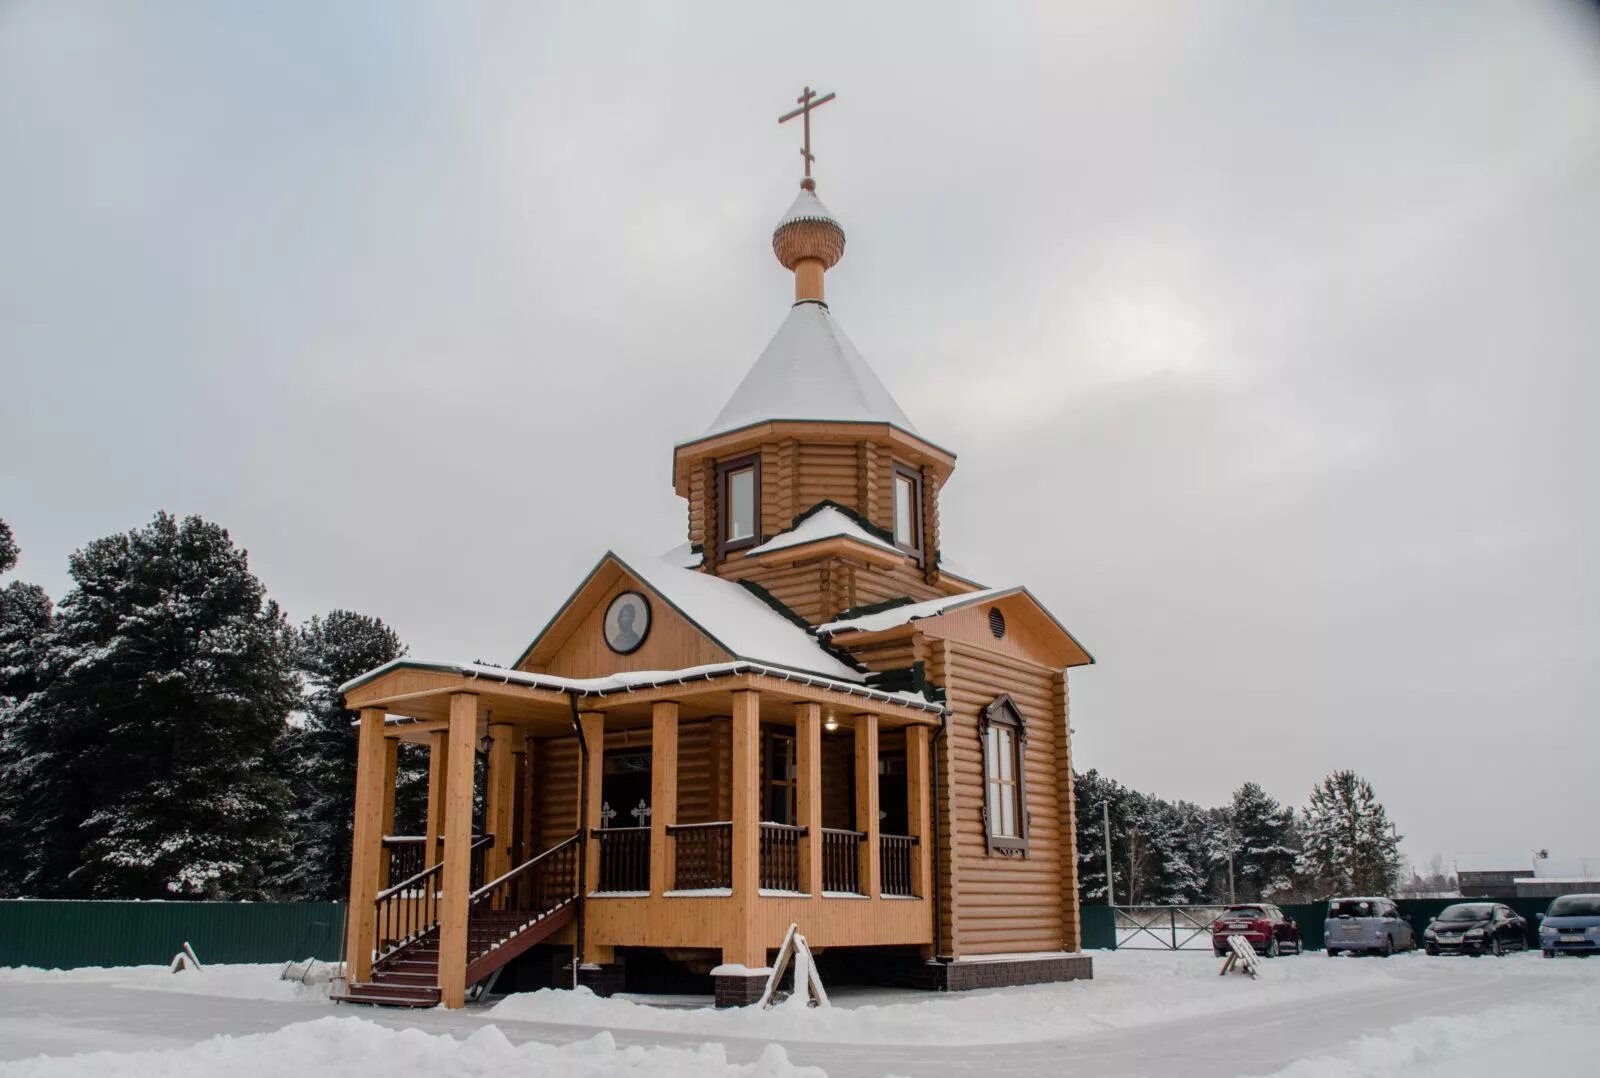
xmin=333 ymin=834 xmax=580 ymax=1008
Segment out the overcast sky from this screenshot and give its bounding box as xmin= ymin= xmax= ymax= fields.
xmin=3 ymin=2 xmax=1598 ymax=870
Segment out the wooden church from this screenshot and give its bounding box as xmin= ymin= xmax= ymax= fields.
xmin=333 ymin=91 xmax=1095 ymax=1009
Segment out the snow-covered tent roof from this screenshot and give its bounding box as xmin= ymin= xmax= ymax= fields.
xmin=513 ymin=547 xmax=864 ymax=683
xmin=746 ymin=506 xmax=901 ymax=559
xmin=700 ymin=301 xmax=918 ymax=440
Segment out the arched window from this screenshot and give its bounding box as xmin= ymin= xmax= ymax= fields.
xmin=979 ymin=695 xmax=1029 ymax=855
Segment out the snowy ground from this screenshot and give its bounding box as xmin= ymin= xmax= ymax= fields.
xmin=0 ymin=950 xmax=1596 ymax=1076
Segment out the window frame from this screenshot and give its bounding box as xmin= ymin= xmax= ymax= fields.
xmin=978 ymin=694 xmax=1029 ymax=855
xmin=891 ymin=462 xmax=924 ymax=563
xmin=763 ymin=730 xmax=798 ymax=825
xmin=715 ymin=453 xmax=762 ymax=558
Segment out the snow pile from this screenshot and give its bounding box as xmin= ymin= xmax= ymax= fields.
xmin=488 ymin=951 xmax=1424 ymax=1046
xmin=0 ymin=1017 xmax=821 ymax=1078
xmin=1253 ymin=992 xmax=1600 ymax=1077
xmin=0 ymin=963 xmax=331 ymax=1004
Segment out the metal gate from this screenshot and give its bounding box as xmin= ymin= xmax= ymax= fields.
xmin=1110 ymin=905 xmax=1221 ymax=950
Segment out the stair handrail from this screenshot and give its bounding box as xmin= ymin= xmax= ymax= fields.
xmin=376 ymin=858 xmax=442 ymax=905
xmin=374 ymin=833 xmax=496 ymax=905
xmin=470 ymin=832 xmax=581 ymax=907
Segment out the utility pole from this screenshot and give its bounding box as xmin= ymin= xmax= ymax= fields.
xmin=1227 ymin=850 xmax=1236 ymax=905
xmin=1102 ymin=800 xmax=1115 ymax=907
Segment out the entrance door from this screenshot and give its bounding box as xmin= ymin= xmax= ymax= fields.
xmin=879 ymin=752 xmax=908 ymax=834
xmin=601 ymin=749 xmax=652 ymax=829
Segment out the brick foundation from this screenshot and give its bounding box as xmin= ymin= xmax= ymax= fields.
xmin=575 ymin=962 xmax=625 ymax=997
xmin=819 ymin=948 xmax=1094 ymax=991
xmin=712 ymin=970 xmax=771 ymax=1008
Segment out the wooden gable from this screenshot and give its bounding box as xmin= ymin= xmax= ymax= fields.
xmin=912 ymin=592 xmax=1092 ymax=671
xmin=516 ymin=557 xmax=730 ymax=679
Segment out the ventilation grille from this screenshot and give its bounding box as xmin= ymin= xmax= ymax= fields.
xmin=988 ymin=607 xmax=1006 ymax=639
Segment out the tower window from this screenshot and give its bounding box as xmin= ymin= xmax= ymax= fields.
xmin=892 ymin=463 xmax=923 ymax=561
xmin=717 ymin=454 xmax=760 ymax=556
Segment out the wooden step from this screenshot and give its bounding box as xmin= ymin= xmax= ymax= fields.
xmin=332 ymin=980 xmax=441 ymax=1008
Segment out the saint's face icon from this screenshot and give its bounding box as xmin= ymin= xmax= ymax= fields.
xmin=613 ymin=603 xmax=641 ymax=651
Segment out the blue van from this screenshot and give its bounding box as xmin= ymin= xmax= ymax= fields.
xmin=1539 ymin=893 xmax=1600 ymax=957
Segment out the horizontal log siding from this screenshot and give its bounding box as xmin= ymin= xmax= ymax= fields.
xmin=533 ymin=737 xmax=580 ymax=856
xmin=714 ymin=559 xmax=831 ymax=625
xmin=688 ymin=466 xmax=707 ymax=553
xmin=533 ymin=724 xmax=725 ymax=852
xmin=848 ymin=561 xmax=964 ymax=609
xmin=942 ymin=640 xmax=1071 ymax=957
xmin=822 ymin=733 xmax=855 ymax=831
xmin=796 ymin=442 xmax=862 ymax=512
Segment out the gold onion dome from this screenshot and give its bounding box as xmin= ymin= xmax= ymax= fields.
xmin=772 ymin=181 xmax=846 ymax=273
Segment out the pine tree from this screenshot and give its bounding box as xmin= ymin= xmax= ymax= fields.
xmin=1298 ymin=770 xmax=1402 ymax=895
xmin=0 ymin=519 xmax=18 ymax=575
xmin=8 ymin=513 xmax=297 ymax=898
xmin=276 ymin=610 xmax=418 ymax=899
xmin=1225 ymin=782 xmax=1301 ymax=901
xmin=0 ymin=521 xmax=53 ymax=896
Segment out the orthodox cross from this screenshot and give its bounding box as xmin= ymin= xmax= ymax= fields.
xmin=630 ymin=799 xmax=652 ymax=825
xmin=599 ymin=801 xmax=617 ymax=828
xmin=778 ymin=85 xmax=836 ymax=184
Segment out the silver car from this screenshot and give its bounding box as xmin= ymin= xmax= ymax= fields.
xmin=1324 ymin=896 xmax=1417 ymax=956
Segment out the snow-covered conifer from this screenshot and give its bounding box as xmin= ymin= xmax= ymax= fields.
xmin=1225 ymin=782 xmax=1301 ymax=901
xmin=8 ymin=513 xmax=297 ymax=898
xmin=275 ymin=610 xmax=417 ymax=898
xmin=1298 ymin=770 xmax=1402 ymax=895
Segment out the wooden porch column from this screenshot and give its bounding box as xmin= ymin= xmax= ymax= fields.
xmin=854 ymin=713 xmax=880 ymax=898
xmin=520 ymin=734 xmax=538 ymax=861
xmin=907 ymin=724 xmax=932 ymax=901
xmin=423 ymin=731 xmax=449 ymax=870
xmin=343 ymin=708 xmax=388 ymax=984
xmin=795 ymin=702 xmax=823 ymax=896
xmin=437 ymin=692 xmax=478 ymax=1009
xmin=728 ymin=690 xmax=763 ymax=966
xmin=378 ymin=738 xmax=399 ymax=887
xmin=579 ymin=711 xmax=605 ymax=897
xmin=484 ymin=722 xmax=517 ymax=883
xmin=649 ymin=702 xmax=679 ymax=895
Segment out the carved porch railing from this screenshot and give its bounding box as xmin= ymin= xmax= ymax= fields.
xmin=759 ymin=822 xmax=807 ymax=892
xmin=880 ymin=833 xmax=919 ymax=897
xmin=821 ymin=827 xmax=864 ymax=894
xmin=592 ymin=826 xmax=650 ymax=892
xmin=668 ymin=821 xmax=732 ymax=890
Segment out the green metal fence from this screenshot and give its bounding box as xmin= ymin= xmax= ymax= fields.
xmin=1083 ymin=896 xmax=1562 ymax=952
xmin=0 ymin=901 xmax=347 ymax=970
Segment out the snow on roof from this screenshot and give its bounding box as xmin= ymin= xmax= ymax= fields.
xmin=816 ymin=586 xmax=1019 ymax=636
xmin=702 ymin=301 xmax=917 ymax=439
xmin=746 ymin=506 xmax=901 ymax=558
xmin=342 ymin=659 xmax=941 ymax=713
xmin=658 ymin=541 xmax=704 ymax=569
xmin=777 ymin=187 xmax=844 ymax=230
xmin=776 ymin=188 xmax=841 ymax=230
xmin=609 ymin=548 xmax=864 ymax=682
xmin=1513 ymin=878 xmax=1600 ymax=885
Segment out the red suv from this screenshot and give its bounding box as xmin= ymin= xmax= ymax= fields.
xmin=1212 ymin=904 xmax=1303 ymax=957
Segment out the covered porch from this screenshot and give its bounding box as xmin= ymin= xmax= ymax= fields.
xmin=339 ymin=660 xmax=940 ymax=1008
